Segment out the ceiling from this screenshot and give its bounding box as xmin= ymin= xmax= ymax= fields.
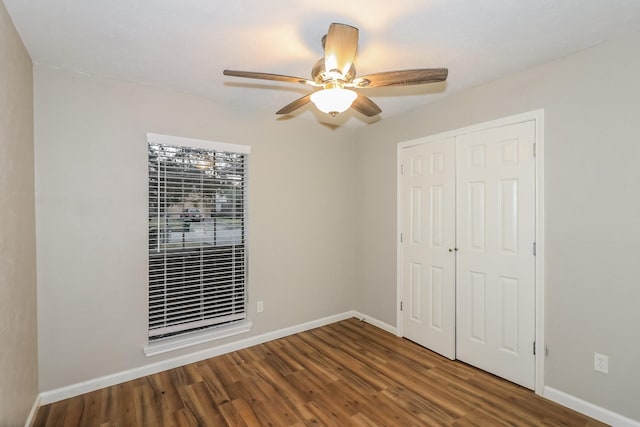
xmin=5 ymin=0 xmax=640 ymax=127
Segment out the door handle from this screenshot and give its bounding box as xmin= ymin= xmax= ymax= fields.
xmin=448 ymin=248 xmax=459 ymax=252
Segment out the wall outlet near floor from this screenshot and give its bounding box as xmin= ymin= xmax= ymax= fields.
xmin=257 ymin=300 xmax=264 ymax=313
xmin=594 ymin=352 xmax=608 ymax=374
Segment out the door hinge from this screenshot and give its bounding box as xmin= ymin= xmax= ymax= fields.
xmin=400 ymin=233 xmax=404 ymax=243
xmin=533 ymin=341 xmax=536 ymax=355
xmin=400 ymin=164 xmax=404 ymax=175
xmin=400 ymin=301 xmax=403 ymax=311
xmin=533 ymin=143 xmax=536 ymax=157
xmin=533 ymin=242 xmax=536 ymax=256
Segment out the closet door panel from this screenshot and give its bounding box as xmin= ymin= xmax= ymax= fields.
xmin=401 ymin=137 xmax=456 ymax=359
xmin=456 ymin=121 xmax=536 ymax=389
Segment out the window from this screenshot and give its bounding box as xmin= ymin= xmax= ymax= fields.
xmin=147 ymin=133 xmax=249 ymax=342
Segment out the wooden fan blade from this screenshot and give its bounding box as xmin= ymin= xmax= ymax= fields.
xmin=276 ymin=94 xmax=312 ymax=115
xmin=324 ymin=23 xmax=359 ymax=76
xmin=352 ymin=68 xmax=448 ymax=88
xmin=223 ymin=70 xmax=316 ymax=86
xmin=351 ymin=94 xmax=382 ymax=117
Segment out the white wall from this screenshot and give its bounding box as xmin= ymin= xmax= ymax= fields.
xmin=354 ymin=31 xmax=640 ymax=420
xmin=0 ymin=1 xmax=38 ymax=425
xmin=34 ymin=67 xmax=357 ymax=392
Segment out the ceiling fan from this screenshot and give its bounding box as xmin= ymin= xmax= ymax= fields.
xmin=223 ymin=23 xmax=448 ymax=117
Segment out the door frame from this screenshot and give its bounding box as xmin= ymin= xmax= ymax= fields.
xmin=396 ymin=109 xmax=545 ymax=395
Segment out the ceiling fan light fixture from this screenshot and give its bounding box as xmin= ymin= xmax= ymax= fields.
xmin=310 ymin=87 xmax=357 ymax=116
xmin=223 ymin=23 xmax=448 ymax=118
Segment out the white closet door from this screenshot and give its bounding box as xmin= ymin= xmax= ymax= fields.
xmin=456 ymin=121 xmax=536 ymax=389
xmin=401 ymin=137 xmax=456 ymax=359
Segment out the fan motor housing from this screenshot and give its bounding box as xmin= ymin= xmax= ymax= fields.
xmin=311 ymin=58 xmax=356 ymax=85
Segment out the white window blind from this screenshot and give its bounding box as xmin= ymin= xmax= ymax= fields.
xmin=148 ymin=135 xmax=248 ymax=340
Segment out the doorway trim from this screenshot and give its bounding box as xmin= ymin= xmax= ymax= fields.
xmin=396 ymin=109 xmax=545 ymax=395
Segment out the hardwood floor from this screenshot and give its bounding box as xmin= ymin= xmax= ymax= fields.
xmin=33 ymin=318 xmax=605 ymax=426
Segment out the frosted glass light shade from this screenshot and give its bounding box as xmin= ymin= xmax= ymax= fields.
xmin=310 ymin=88 xmax=357 ymax=114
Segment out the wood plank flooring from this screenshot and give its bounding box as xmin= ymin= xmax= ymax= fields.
xmin=33 ymin=318 xmax=606 ymax=426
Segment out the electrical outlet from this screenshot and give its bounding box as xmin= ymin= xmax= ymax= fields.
xmin=257 ymin=301 xmax=264 ymax=313
xmin=594 ymin=353 xmax=608 ymax=374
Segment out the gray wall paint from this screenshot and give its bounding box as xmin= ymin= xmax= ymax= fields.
xmin=0 ymin=1 xmax=38 ymax=425
xmin=354 ymin=32 xmax=640 ymax=420
xmin=34 ymin=67 xmax=357 ymax=391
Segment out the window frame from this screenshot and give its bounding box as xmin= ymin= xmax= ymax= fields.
xmin=144 ymin=133 xmax=251 ymax=356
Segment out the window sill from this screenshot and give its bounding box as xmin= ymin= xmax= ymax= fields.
xmin=143 ymin=320 xmax=253 ymax=357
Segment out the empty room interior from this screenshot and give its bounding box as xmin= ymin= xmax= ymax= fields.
xmin=1 ymin=1 xmax=640 ymax=426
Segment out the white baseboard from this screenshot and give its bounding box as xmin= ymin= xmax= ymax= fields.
xmin=39 ymin=311 xmax=357 ymax=405
xmin=543 ymin=386 xmax=640 ymax=427
xmin=24 ymin=393 xmax=40 ymax=427
xmin=351 ymin=310 xmax=397 ymax=335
